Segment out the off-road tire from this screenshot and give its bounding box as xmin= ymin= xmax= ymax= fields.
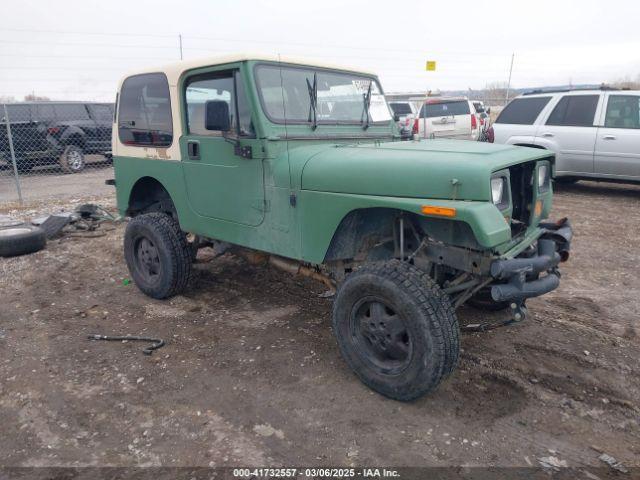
xmin=0 ymin=225 xmax=46 ymax=257
xmin=59 ymin=145 xmax=85 ymax=174
xmin=332 ymin=260 xmax=459 ymax=401
xmin=124 ymin=213 xmax=192 ymax=299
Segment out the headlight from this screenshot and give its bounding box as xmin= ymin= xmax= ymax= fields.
xmin=491 ymin=177 xmax=506 ymax=205
xmin=538 ymin=164 xmax=550 ymax=192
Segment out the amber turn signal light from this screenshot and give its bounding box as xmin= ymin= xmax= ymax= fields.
xmin=534 ymin=199 xmax=543 ymax=217
xmin=421 ymin=205 xmax=457 ymax=218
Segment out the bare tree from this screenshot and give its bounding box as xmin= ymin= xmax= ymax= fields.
xmin=482 ymin=82 xmax=519 ymax=107
xmin=24 ymin=94 xmax=51 ymax=101
xmin=610 ymin=74 xmax=640 ymax=90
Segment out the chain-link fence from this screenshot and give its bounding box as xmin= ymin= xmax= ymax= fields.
xmin=1 ymin=101 xmax=115 ymax=204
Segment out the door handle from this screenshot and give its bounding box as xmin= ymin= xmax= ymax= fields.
xmin=603 ymin=135 xmax=616 ymax=140
xmin=187 ymin=140 xmax=200 ymax=160
xmin=541 ymin=132 xmax=554 ymax=138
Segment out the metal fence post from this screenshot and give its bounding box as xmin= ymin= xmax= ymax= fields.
xmin=2 ymin=104 xmax=23 ymax=204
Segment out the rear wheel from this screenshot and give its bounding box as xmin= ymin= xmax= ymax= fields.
xmin=332 ymin=260 xmax=459 ymax=401
xmin=59 ymin=145 xmax=85 ymax=174
xmin=124 ymin=213 xmax=192 ymax=299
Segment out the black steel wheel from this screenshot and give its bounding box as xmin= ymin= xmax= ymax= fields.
xmin=124 ymin=213 xmax=192 ymax=299
xmin=350 ymin=297 xmax=413 ymax=375
xmin=332 ymin=260 xmax=459 ymax=401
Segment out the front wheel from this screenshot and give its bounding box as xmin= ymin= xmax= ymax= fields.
xmin=124 ymin=213 xmax=192 ymax=299
xmin=332 ymin=260 xmax=459 ymax=401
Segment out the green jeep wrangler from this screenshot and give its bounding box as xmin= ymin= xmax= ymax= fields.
xmin=112 ymin=55 xmax=572 ymax=401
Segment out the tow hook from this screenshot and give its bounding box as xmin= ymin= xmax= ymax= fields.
xmin=510 ymin=301 xmax=528 ymax=323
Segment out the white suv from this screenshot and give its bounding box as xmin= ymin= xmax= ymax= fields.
xmin=413 ymin=98 xmax=480 ymax=141
xmin=493 ymin=89 xmax=640 ymax=183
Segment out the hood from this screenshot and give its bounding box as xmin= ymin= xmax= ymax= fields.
xmin=300 ymin=139 xmax=551 ymax=201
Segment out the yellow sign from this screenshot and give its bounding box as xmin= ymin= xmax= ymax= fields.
xmin=425 ymin=61 xmax=436 ymax=71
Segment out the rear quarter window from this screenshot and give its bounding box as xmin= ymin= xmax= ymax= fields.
xmin=546 ymin=95 xmax=599 ymax=127
xmin=420 ymin=101 xmax=470 ymax=118
xmin=118 ymin=73 xmax=172 ymax=147
xmin=496 ymin=97 xmax=552 ymax=125
xmin=4 ymin=104 xmax=32 ymax=122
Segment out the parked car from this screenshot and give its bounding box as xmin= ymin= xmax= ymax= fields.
xmin=412 ymin=97 xmax=480 ymax=140
xmin=472 ymin=101 xmax=491 ymax=130
xmin=492 ymin=88 xmax=640 ymax=183
xmin=111 ymin=54 xmax=571 ymax=401
xmin=0 ymin=101 xmax=114 ymax=173
xmin=388 ymin=101 xmax=418 ymax=139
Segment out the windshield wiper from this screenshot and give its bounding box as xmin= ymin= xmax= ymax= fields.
xmin=360 ymin=81 xmax=372 ymax=130
xmin=306 ymin=72 xmax=318 ymax=130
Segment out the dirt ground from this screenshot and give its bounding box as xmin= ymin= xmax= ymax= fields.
xmin=0 ymin=181 xmax=639 ymax=474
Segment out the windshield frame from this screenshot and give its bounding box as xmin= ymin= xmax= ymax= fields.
xmin=253 ymin=62 xmax=392 ymax=127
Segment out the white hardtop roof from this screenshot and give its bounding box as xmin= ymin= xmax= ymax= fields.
xmin=120 ymin=53 xmax=377 ymax=86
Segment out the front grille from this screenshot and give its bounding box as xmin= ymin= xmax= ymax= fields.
xmin=509 ymin=161 xmax=536 ymax=227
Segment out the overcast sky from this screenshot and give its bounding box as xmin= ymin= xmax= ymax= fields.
xmin=1 ymin=0 xmax=639 ymax=102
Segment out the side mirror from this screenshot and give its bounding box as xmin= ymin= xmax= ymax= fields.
xmin=393 ymin=113 xmax=400 ymax=122
xmin=205 ymin=100 xmax=231 ymax=131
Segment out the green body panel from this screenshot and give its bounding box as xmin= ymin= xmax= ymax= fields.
xmin=297 ymin=192 xmax=512 ymax=263
xmin=298 ymin=140 xmax=551 ymax=201
xmin=114 ymin=59 xmax=555 ymax=266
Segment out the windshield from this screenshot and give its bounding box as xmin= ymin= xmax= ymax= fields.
xmin=255 ymin=64 xmax=392 ymax=125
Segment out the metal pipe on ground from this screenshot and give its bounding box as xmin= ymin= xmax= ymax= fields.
xmin=233 ymin=248 xmax=336 ymax=292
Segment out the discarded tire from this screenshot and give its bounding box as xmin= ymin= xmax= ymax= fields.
xmin=0 ymin=225 xmax=47 ymax=257
xmin=0 ymin=217 xmax=25 ymax=229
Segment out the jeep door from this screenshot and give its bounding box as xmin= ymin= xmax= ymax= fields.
xmin=180 ymin=67 xmax=264 ymax=226
xmin=535 ymin=94 xmax=602 ymax=175
xmin=594 ymin=93 xmax=640 ymax=180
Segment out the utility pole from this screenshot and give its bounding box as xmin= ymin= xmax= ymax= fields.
xmin=505 ymin=52 xmax=515 ymax=105
xmin=179 ymin=34 xmax=183 ymax=60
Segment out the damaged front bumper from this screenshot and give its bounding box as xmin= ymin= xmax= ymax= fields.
xmin=490 ymin=218 xmax=573 ymax=303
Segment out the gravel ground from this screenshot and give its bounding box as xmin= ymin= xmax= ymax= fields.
xmin=0 ymin=181 xmax=639 ymax=475
xmin=0 ymin=162 xmax=113 ymax=204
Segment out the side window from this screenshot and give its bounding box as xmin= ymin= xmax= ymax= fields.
xmin=185 ymin=70 xmax=254 ymax=137
xmin=53 ymin=104 xmax=90 ymax=120
xmin=546 ymin=95 xmax=599 ymax=127
xmin=88 ymin=104 xmax=114 ymax=123
xmin=118 ymin=73 xmax=173 ymax=147
xmin=35 ymin=104 xmax=56 ymax=123
xmin=495 ymin=97 xmax=551 ymax=125
xmin=604 ymin=95 xmax=640 ymax=129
